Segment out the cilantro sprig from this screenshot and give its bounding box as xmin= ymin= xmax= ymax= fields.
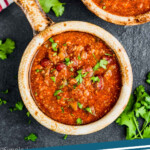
xmin=0 ymin=38 xmax=15 ymax=60
xmin=9 ymin=101 xmax=24 ymax=112
xmin=24 ymin=133 xmax=37 ymax=142
xmin=49 ymin=37 xmax=58 ymax=51
xmin=0 ymin=98 xmax=7 ymax=106
xmin=116 ymin=81 xmax=150 ymax=139
xmin=39 ymin=0 xmax=65 ymax=17
xmin=93 ymin=59 xmax=108 ymax=71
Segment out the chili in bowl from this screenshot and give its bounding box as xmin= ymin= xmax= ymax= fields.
xmin=15 ymin=0 xmax=133 ymax=135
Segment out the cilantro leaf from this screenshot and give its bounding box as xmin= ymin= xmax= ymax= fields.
xmin=64 ymin=58 xmax=73 ymax=66
xmin=143 ymin=126 xmax=150 ymax=138
xmin=63 ymin=134 xmax=68 ymax=140
xmin=0 ymin=98 xmax=7 ymax=106
xmin=24 ymin=133 xmax=37 ymax=142
xmin=99 ymin=59 xmax=108 ymax=69
xmin=91 ymin=76 xmax=100 ymax=83
xmin=50 ymin=76 xmax=56 ymax=82
xmin=1 ymin=89 xmax=8 ymax=94
xmin=77 ymin=102 xmax=83 ymax=109
xmin=85 ymin=107 xmax=93 ymax=114
xmin=39 ymin=0 xmax=65 ymax=17
xmin=54 ymin=89 xmax=63 ymax=96
xmin=146 ymin=73 xmax=150 ymax=84
xmin=76 ymin=118 xmax=82 ymax=125
xmin=75 ymin=69 xmax=88 ymax=84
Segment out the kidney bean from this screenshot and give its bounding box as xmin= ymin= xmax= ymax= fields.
xmin=84 ymin=44 xmax=91 ymax=52
xmin=40 ymin=58 xmax=51 ymax=67
xmin=56 ymin=63 xmax=66 ymax=71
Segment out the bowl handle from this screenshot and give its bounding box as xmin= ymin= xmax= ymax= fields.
xmin=14 ymin=0 xmax=54 ymax=35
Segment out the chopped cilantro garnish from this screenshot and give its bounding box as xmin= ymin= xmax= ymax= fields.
xmin=0 ymin=98 xmax=7 ymax=106
xmin=52 ymin=42 xmax=58 ymax=51
xmin=103 ymin=6 xmax=106 ymax=9
xmin=70 ymin=68 xmax=74 ymax=72
xmin=63 ymin=43 xmax=67 ymax=46
xmin=49 ymin=38 xmax=54 ymax=43
xmin=50 ymin=76 xmax=56 ymax=82
xmin=53 ymin=52 xmax=57 ymax=56
xmin=54 ymin=90 xmax=63 ymax=96
xmin=76 ymin=118 xmax=82 ymax=125
xmin=14 ymin=101 xmax=24 ymax=111
xmin=100 ymin=59 xmax=108 ymax=69
xmin=51 ymin=69 xmax=56 ymax=73
xmin=61 ymin=107 xmax=64 ymax=113
xmin=77 ymin=102 xmax=83 ymax=109
xmin=39 ymin=0 xmax=65 ymax=17
xmin=1 ymin=89 xmax=8 ymax=94
xmin=26 ymin=112 xmax=30 ymax=117
xmin=57 ymin=96 xmax=61 ymax=99
xmin=35 ymin=92 xmax=38 ymax=96
xmin=24 ymin=133 xmax=37 ymax=142
xmin=92 ymin=53 xmax=97 ymax=60
xmin=105 ymin=53 xmax=112 ymax=56
xmin=0 ymin=38 xmax=15 ymax=60
xmin=78 ymin=56 xmax=81 ymax=60
xmin=59 ymin=85 xmax=64 ymax=89
xmin=28 ymin=120 xmax=31 ymax=125
xmin=36 ymin=69 xmax=42 ymax=73
xmin=73 ymin=85 xmax=77 ymax=89
xmin=65 ymin=58 xmax=73 ymax=66
xmin=75 ymin=69 xmax=88 ymax=84
xmin=63 ymin=134 xmax=68 ymax=140
xmin=91 ymin=76 xmax=100 ymax=83
xmin=85 ymin=107 xmax=92 ymax=114
xmin=93 ymin=59 xmax=108 ymax=71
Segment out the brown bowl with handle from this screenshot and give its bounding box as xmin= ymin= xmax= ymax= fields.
xmin=15 ymin=0 xmax=133 ymax=135
xmin=82 ymin=0 xmax=150 ymax=25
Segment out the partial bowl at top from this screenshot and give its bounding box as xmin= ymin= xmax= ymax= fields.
xmin=82 ymin=0 xmax=150 ymax=25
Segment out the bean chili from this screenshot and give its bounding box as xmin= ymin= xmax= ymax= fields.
xmin=30 ymin=31 xmax=122 ymax=125
xmin=93 ymin=0 xmax=150 ymax=17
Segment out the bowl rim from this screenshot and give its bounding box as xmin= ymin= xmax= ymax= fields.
xmin=18 ymin=21 xmax=133 ymax=135
xmin=82 ymin=0 xmax=150 ymax=25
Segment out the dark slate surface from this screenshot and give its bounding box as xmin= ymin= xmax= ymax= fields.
xmin=0 ymin=0 xmax=150 ymax=149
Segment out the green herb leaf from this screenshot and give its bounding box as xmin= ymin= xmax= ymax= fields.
xmin=56 ymin=96 xmax=61 ymax=99
xmin=78 ymin=56 xmax=81 ymax=60
xmin=50 ymin=76 xmax=56 ymax=82
xmin=1 ymin=89 xmax=8 ymax=94
xmin=146 ymin=73 xmax=150 ymax=84
xmin=54 ymin=90 xmax=63 ymax=96
xmin=105 ymin=53 xmax=112 ymax=56
xmin=15 ymin=101 xmax=24 ymax=111
xmin=65 ymin=58 xmax=73 ymax=66
xmin=24 ymin=133 xmax=37 ymax=142
xmin=26 ymin=112 xmax=30 ymax=117
xmin=53 ymin=52 xmax=57 ymax=56
xmin=52 ymin=42 xmax=58 ymax=51
xmin=61 ymin=107 xmax=64 ymax=113
xmin=39 ymin=0 xmax=65 ymax=17
xmin=63 ymin=134 xmax=68 ymax=140
xmin=143 ymin=126 xmax=150 ymax=138
xmin=77 ymin=102 xmax=83 ymax=109
xmin=0 ymin=38 xmax=15 ymax=60
xmin=85 ymin=107 xmax=93 ymax=114
xmin=76 ymin=118 xmax=82 ymax=125
xmin=0 ymin=98 xmax=7 ymax=106
xmin=91 ymin=76 xmax=100 ymax=83
xmin=63 ymin=43 xmax=67 ymax=46
xmin=75 ymin=69 xmax=88 ymax=84
xmin=99 ymin=59 xmax=108 ymax=69
xmin=49 ymin=37 xmax=54 ymax=43
xmin=70 ymin=68 xmax=74 ymax=72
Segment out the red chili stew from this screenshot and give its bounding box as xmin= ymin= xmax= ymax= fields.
xmin=92 ymin=0 xmax=150 ymax=16
xmin=30 ymin=32 xmax=122 ymax=125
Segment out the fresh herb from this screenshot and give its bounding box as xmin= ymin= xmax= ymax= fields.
xmin=52 ymin=42 xmax=58 ymax=51
xmin=63 ymin=134 xmax=68 ymax=140
xmin=85 ymin=107 xmax=92 ymax=114
xmin=0 ymin=98 xmax=7 ymax=106
xmin=0 ymin=38 xmax=15 ymax=60
xmin=73 ymin=85 xmax=77 ymax=89
xmin=35 ymin=92 xmax=38 ymax=96
xmin=99 ymin=59 xmax=108 ymax=69
xmin=78 ymin=56 xmax=81 ymax=60
xmin=53 ymin=52 xmax=57 ymax=56
xmin=28 ymin=120 xmax=31 ymax=125
xmin=54 ymin=90 xmax=63 ymax=96
xmin=39 ymin=0 xmax=65 ymax=17
xmin=103 ymin=6 xmax=106 ymax=9
xmin=70 ymin=68 xmax=74 ymax=72
xmin=116 ymin=78 xmax=150 ymax=140
xmin=91 ymin=76 xmax=100 ymax=83
xmin=146 ymin=73 xmax=150 ymax=84
xmin=24 ymin=133 xmax=37 ymax=142
xmin=105 ymin=53 xmax=112 ymax=56
xmin=63 ymin=43 xmax=67 ymax=46
xmin=10 ymin=101 xmax=24 ymax=111
xmin=56 ymin=96 xmax=61 ymax=99
xmin=49 ymin=38 xmax=54 ymax=43
xmin=77 ymin=102 xmax=83 ymax=109
xmin=1 ymin=89 xmax=8 ymax=94
xmin=92 ymin=53 xmax=97 ymax=60
xmin=51 ymin=69 xmax=56 ymax=73
xmin=61 ymin=107 xmax=64 ymax=113
xmin=93 ymin=59 xmax=108 ymax=71
xmin=59 ymin=85 xmax=64 ymax=89
xmin=50 ymin=76 xmax=56 ymax=82
xmin=75 ymin=69 xmax=88 ymax=84
xmin=64 ymin=58 xmax=73 ymax=66
xmin=76 ymin=118 xmax=82 ymax=125
xmin=36 ymin=69 xmax=42 ymax=73
xmin=26 ymin=112 xmax=30 ymax=117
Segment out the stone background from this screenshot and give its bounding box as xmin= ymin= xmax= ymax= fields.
xmin=0 ymin=0 xmax=150 ymax=149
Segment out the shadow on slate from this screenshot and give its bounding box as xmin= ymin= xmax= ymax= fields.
xmin=0 ymin=0 xmax=150 ymax=149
